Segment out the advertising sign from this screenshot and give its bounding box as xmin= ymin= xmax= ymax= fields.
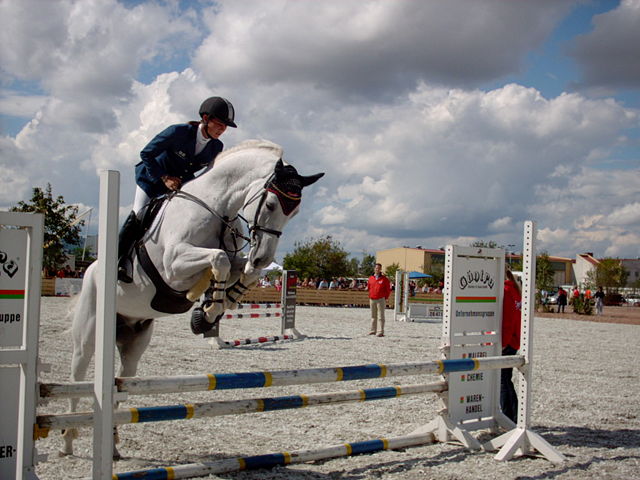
xmin=0 ymin=228 xmax=28 ymax=478
xmin=281 ymin=270 xmax=297 ymax=331
xmin=1 ymin=229 xmax=28 ymax=348
xmin=443 ymin=245 xmax=504 ymax=429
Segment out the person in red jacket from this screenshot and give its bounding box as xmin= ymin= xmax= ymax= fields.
xmin=367 ymin=263 xmax=391 ymax=337
xmin=501 ymin=268 xmax=522 ymax=423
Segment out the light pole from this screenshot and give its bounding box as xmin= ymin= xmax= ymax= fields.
xmin=507 ymin=244 xmax=516 ymax=267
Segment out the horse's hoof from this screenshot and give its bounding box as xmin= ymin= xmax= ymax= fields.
xmin=190 ymin=307 xmax=214 ymax=335
xmin=58 ymin=450 xmax=73 ymax=457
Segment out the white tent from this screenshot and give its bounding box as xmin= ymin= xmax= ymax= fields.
xmin=261 ymin=261 xmax=283 ymax=273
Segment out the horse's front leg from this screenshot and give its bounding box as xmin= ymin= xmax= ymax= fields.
xmin=225 ymin=261 xmax=261 ymax=308
xmin=164 ymin=243 xmax=232 ymax=332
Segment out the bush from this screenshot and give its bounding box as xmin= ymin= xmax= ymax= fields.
xmin=572 ymin=294 xmax=593 ymax=315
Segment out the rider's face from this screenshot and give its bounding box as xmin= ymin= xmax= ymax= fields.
xmin=204 ymin=116 xmax=227 ymax=139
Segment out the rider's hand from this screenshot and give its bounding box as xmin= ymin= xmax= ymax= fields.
xmin=161 ymin=175 xmax=182 ymax=191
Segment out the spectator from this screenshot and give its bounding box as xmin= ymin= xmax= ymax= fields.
xmin=317 ymin=279 xmax=328 ymax=289
xmin=328 ymin=278 xmax=337 ymax=289
xmin=349 ymin=278 xmax=357 ymax=290
xmin=501 ymin=269 xmax=522 ymax=423
xmin=594 ymin=286 xmax=605 ymax=315
xmin=557 ymin=287 xmax=567 ymax=313
xmin=274 ymin=277 xmax=282 ymax=292
xmin=571 ymin=286 xmax=580 ymax=305
xmin=367 ymin=263 xmax=391 ymax=337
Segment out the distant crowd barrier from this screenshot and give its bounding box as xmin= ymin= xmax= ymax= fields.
xmin=242 ymin=287 xmax=442 ymax=308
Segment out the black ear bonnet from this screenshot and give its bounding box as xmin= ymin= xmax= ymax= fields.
xmin=267 ymin=164 xmax=303 ymax=215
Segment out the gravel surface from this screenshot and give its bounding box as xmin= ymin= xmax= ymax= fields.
xmin=35 ymin=298 xmax=640 ymax=479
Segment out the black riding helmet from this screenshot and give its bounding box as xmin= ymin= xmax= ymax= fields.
xmin=199 ymin=96 xmax=237 ymax=128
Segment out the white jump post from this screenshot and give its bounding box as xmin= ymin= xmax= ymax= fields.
xmin=93 ymin=170 xmax=120 ymax=479
xmin=487 ymin=221 xmax=566 ymax=462
xmin=393 ymin=270 xmax=442 ymax=323
xmin=0 ymin=210 xmax=44 ymax=480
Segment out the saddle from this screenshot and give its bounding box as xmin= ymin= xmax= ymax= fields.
xmin=134 ymin=195 xmax=195 ymax=315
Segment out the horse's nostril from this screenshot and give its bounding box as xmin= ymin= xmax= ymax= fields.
xmin=253 ymin=257 xmax=262 ymax=266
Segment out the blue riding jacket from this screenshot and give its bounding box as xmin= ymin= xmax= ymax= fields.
xmin=135 ymin=122 xmax=224 ymax=198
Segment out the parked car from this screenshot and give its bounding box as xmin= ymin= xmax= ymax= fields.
xmin=604 ymin=293 xmax=624 ymax=306
xmin=624 ymin=294 xmax=640 ymax=306
xmin=544 ymin=290 xmax=558 ymax=305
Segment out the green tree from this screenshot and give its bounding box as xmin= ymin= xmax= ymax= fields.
xmin=384 ymin=262 xmax=400 ymax=281
xmin=69 ymin=246 xmax=96 ymax=264
xmin=346 ymin=258 xmax=359 ymax=277
xmin=535 ymin=252 xmax=555 ymax=311
xmin=359 ymin=253 xmax=376 ymax=276
xmin=585 ymin=258 xmax=629 ymax=293
xmin=10 ymin=184 xmax=83 ymax=274
xmin=282 ymin=235 xmax=350 ymax=280
xmin=536 ymin=252 xmax=555 ymax=292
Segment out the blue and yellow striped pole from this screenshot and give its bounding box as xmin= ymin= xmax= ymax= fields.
xmin=38 ymin=382 xmax=446 ymax=434
xmin=111 ymin=433 xmax=436 ymax=480
xmin=42 ymin=355 xmax=523 ymax=399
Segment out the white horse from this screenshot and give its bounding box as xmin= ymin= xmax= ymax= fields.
xmin=62 ymin=140 xmax=323 ymax=457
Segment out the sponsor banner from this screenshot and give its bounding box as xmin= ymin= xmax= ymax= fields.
xmin=0 ymin=367 xmax=20 ymax=478
xmin=0 ymin=228 xmax=28 ymax=478
xmin=407 ymin=303 xmax=443 ymax=321
xmin=0 ymin=229 xmax=28 ymax=348
xmin=282 ymin=270 xmax=297 ymax=330
xmin=445 ymin=246 xmax=504 ymax=428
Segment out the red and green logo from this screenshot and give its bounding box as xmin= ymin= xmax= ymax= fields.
xmin=0 ymin=289 xmax=25 ymax=299
xmin=456 ymin=296 xmax=496 ymax=303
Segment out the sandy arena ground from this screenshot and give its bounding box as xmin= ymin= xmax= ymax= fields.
xmin=34 ymin=298 xmax=640 ymax=479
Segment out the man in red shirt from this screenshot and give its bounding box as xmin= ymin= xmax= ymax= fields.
xmin=367 ymin=263 xmax=391 ymax=337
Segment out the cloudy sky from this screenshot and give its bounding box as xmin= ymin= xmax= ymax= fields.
xmin=1 ymin=0 xmax=639 ymax=262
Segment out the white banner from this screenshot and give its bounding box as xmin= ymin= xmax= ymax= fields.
xmin=444 ymin=245 xmax=504 ymax=429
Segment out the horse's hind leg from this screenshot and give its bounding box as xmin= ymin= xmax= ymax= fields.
xmin=61 ymin=265 xmax=98 ymax=456
xmin=112 ymin=317 xmax=154 ymax=460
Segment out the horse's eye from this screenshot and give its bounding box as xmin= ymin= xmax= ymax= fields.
xmin=266 ymin=202 xmax=276 ymax=212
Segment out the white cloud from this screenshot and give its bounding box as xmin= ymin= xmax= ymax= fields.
xmin=1 ymin=0 xmax=638 ymax=263
xmin=194 ymin=0 xmax=574 ymax=96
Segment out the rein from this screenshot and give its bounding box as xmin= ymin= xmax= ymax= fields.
xmin=169 ymin=173 xmax=284 ymax=255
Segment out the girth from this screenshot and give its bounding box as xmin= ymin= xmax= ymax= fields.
xmin=136 ymin=242 xmax=195 ymax=314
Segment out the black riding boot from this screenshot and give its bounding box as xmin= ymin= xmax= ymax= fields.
xmin=117 ymin=211 xmax=139 ymax=284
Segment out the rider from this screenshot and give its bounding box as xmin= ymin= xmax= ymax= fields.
xmin=117 ymin=96 xmax=237 ymax=283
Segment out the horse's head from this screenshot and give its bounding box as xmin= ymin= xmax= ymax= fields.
xmin=244 ymin=159 xmax=323 ymax=271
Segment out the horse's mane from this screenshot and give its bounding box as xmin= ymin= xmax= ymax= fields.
xmin=216 ymin=139 xmax=283 ymax=163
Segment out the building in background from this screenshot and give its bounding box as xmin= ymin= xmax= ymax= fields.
xmin=376 ymin=246 xmax=575 ymax=285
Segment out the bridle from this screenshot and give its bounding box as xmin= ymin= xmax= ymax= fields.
xmin=170 ymin=172 xmax=292 ymax=257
